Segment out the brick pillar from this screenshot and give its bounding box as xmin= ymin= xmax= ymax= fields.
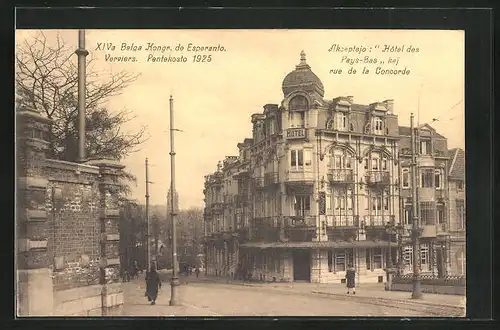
xmin=16 ymin=107 xmax=54 ymax=316
xmin=86 ymin=159 xmax=125 ymax=315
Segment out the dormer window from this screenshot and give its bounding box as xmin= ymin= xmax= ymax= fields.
xmin=336 ymin=112 xmax=347 ymax=131
xmin=419 ymin=140 xmax=431 ymax=155
xmin=374 ymin=117 xmax=384 ymax=135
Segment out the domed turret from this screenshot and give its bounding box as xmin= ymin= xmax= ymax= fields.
xmin=282 ymin=51 xmax=325 ymax=98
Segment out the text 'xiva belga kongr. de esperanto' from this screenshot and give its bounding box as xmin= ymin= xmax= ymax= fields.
xmin=94 ymin=42 xmax=227 ymax=63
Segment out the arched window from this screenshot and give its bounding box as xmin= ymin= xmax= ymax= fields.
xmin=331 ymin=149 xmax=353 ymax=169
xmin=289 ymin=95 xmax=308 ymax=111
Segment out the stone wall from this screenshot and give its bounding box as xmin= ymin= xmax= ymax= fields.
xmin=16 ymin=107 xmax=124 ymax=316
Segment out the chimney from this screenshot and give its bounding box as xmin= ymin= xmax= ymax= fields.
xmin=384 ymin=99 xmax=394 ymax=114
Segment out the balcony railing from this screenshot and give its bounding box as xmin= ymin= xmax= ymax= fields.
xmin=327 ymin=168 xmax=354 ymax=183
xmin=365 ymin=171 xmax=390 ymax=185
xmin=363 ymin=215 xmax=394 ymax=227
xmin=264 ymin=172 xmax=279 ymax=186
xmin=285 ymin=215 xmax=316 ymax=228
xmin=326 ymin=215 xmax=358 ymax=227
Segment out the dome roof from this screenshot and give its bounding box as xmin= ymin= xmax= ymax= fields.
xmin=282 ymin=51 xmax=325 ymax=98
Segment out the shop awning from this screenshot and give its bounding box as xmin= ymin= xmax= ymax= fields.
xmin=240 ymin=240 xmax=391 ymax=250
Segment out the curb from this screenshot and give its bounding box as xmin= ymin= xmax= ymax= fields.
xmin=311 ymin=290 xmax=463 ymax=310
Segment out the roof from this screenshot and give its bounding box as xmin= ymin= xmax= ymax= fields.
xmin=282 ymin=51 xmax=324 ymax=97
xmin=398 ymin=125 xmax=446 ymax=139
xmin=240 ymin=240 xmax=390 ymax=250
xmin=448 ymin=148 xmax=465 ymax=179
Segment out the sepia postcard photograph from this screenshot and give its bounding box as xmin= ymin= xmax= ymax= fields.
xmin=15 ymin=28 xmax=466 ymax=318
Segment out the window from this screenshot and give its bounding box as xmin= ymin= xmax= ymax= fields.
xmin=293 ymin=195 xmax=311 ymax=216
xmin=384 ymin=195 xmax=390 ymax=211
xmin=419 ymin=140 xmax=431 ymax=155
xmin=374 ymin=117 xmax=384 ymax=134
xmin=304 ymin=150 xmax=312 ymax=166
xmin=420 ymin=169 xmax=434 ymax=188
xmin=373 ymin=248 xmax=383 ymax=269
xmin=403 ymin=246 xmax=413 ymax=266
xmin=290 ymin=111 xmax=305 ymax=128
xmin=335 ymin=250 xmax=346 ymax=272
xmin=334 ymin=155 xmax=342 ymax=168
xmin=402 ymin=168 xmax=410 ymax=188
xmin=347 ymin=189 xmax=353 ymax=210
xmin=345 ymin=156 xmax=352 ymax=169
xmin=420 ymin=245 xmax=429 ymax=270
xmin=420 ymin=201 xmax=436 ymax=225
xmin=336 ymin=113 xmax=347 ymax=131
xmin=328 ymin=250 xmax=333 ymax=272
xmin=290 ymin=150 xmax=303 ymax=168
xmin=404 ymin=205 xmax=413 ymax=225
xmin=457 ymin=180 xmax=464 ymax=190
xmin=365 ymin=248 xmax=372 ymax=270
xmin=372 ymin=157 xmax=380 ymax=170
xmin=372 ymin=196 xmax=382 ymax=214
xmin=382 ymin=158 xmax=388 ymax=171
xmin=456 ymin=200 xmax=465 ymax=229
xmin=437 ymin=203 xmax=445 ymax=224
xmin=435 ymin=169 xmax=443 ymax=189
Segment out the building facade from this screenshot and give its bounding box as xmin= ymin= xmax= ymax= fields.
xmin=203 ymin=52 xmax=465 ymax=284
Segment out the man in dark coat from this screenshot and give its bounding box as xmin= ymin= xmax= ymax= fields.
xmin=145 ymin=264 xmax=161 ymax=305
xmin=346 ymin=264 xmax=356 ymax=294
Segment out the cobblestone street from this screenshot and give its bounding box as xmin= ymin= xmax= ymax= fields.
xmin=112 ymin=272 xmax=465 ymax=317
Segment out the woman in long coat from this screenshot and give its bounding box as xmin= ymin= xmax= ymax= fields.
xmin=145 ymin=264 xmax=161 ymax=305
xmin=346 ymin=264 xmax=356 ymax=294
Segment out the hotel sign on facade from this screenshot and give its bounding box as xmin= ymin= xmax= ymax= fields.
xmin=286 ymin=128 xmax=306 ymax=140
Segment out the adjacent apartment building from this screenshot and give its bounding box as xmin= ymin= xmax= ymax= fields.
xmin=203 ymin=52 xmax=465 ymax=284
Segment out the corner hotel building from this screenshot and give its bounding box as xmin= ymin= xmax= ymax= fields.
xmin=202 ymin=52 xmax=465 ymax=284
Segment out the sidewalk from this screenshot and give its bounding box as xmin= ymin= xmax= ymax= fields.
xmin=109 ymin=278 xmax=216 ymax=316
xmin=190 ymin=274 xmax=465 ymax=309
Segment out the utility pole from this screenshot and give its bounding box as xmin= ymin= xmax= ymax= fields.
xmin=169 ymin=95 xmax=180 ymax=306
xmin=410 ymin=113 xmax=422 ymax=299
xmin=76 ymin=29 xmax=88 ymax=162
xmin=145 ymin=158 xmax=151 ymax=270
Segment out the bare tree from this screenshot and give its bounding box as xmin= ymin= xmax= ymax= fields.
xmin=15 ymin=31 xmax=149 ymax=164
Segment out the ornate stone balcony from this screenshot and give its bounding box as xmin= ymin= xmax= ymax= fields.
xmin=365 ymin=171 xmax=390 ymax=185
xmin=326 ymin=215 xmax=358 ymax=228
xmin=363 ymin=215 xmax=394 ymax=227
xmin=327 ymin=168 xmax=354 ymax=183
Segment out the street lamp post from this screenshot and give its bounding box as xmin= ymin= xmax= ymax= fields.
xmin=169 ymin=95 xmax=180 ymax=306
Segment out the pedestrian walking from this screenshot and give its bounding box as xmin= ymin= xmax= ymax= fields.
xmin=145 ymin=264 xmax=161 ymax=305
xmin=346 ymin=264 xmax=356 ymax=294
xmin=195 ymin=266 xmax=200 ymax=278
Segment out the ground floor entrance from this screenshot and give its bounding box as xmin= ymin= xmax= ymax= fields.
xmin=292 ymin=250 xmax=311 ymax=281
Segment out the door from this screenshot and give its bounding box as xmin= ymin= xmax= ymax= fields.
xmin=293 ymin=250 xmax=311 ymax=281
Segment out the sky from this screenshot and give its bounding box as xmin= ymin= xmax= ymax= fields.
xmin=15 ymin=29 xmax=464 ymax=209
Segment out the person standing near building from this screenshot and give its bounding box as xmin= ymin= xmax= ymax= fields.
xmin=346 ymin=264 xmax=356 ymax=294
xmin=145 ymin=263 xmax=162 ymax=305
